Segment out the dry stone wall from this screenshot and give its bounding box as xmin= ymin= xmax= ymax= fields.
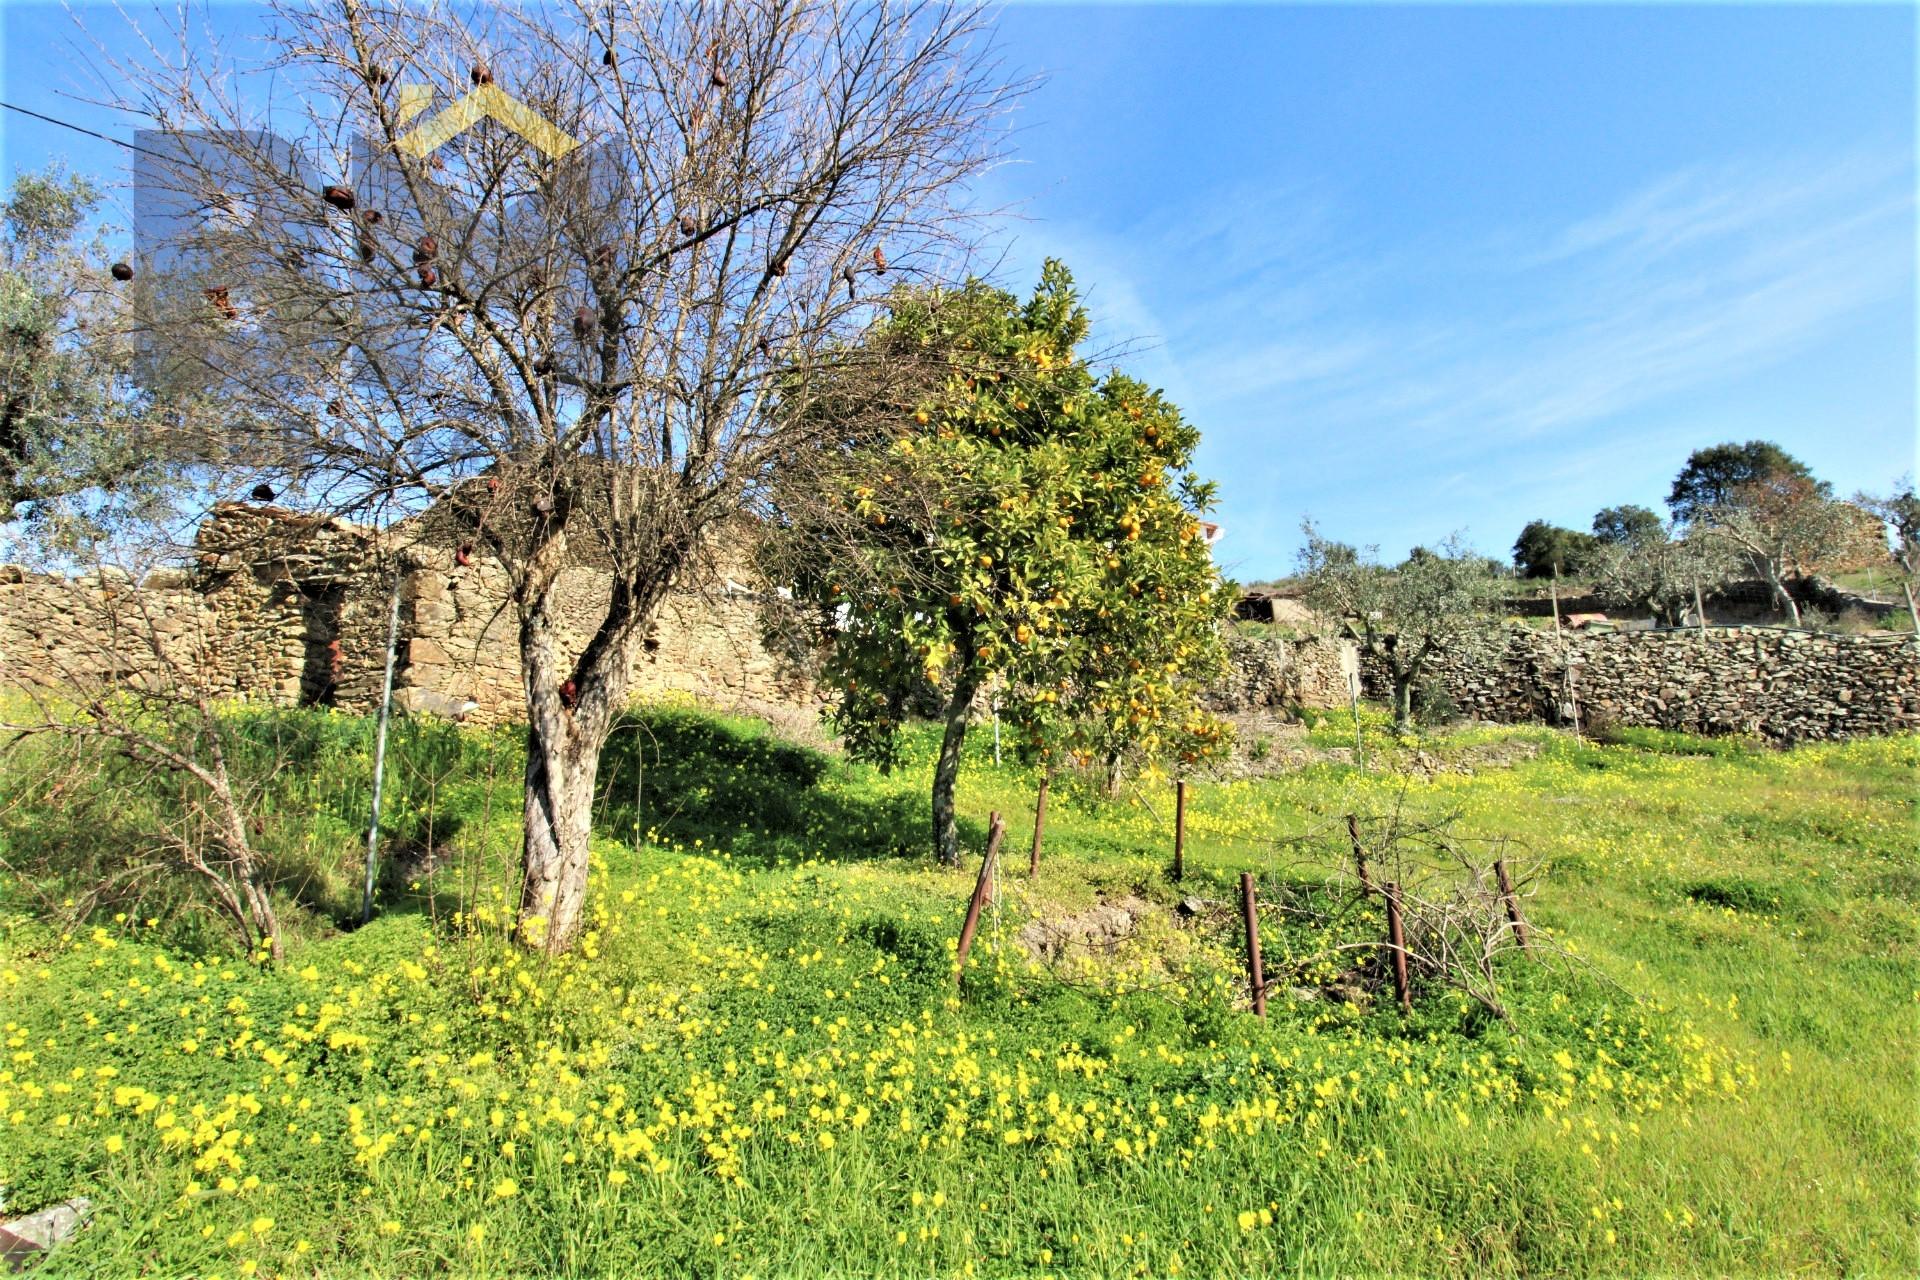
xmin=1 ymin=504 xmax=815 ymax=723
xmin=1359 ymin=625 xmax=1918 ymax=743
xmin=1210 ymin=628 xmax=1358 ymax=712
xmin=16 ymin=507 xmax=1907 ymax=745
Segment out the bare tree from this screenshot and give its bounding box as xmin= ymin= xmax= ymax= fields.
xmin=106 ymin=0 xmax=1020 ymax=950
xmin=1701 ymin=476 xmax=1853 ymax=626
xmin=1856 ymin=481 xmax=1919 ymax=631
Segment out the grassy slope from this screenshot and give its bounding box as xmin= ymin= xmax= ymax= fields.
xmin=1 ymin=710 xmax=1913 ymax=1278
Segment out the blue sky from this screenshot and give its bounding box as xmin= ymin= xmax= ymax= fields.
xmin=4 ymin=3 xmax=1915 ymax=581
xmin=976 ymin=4 xmax=1918 ymax=580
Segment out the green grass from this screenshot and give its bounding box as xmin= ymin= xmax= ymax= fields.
xmin=1826 ymin=567 xmax=1902 ymax=599
xmin=0 ymin=706 xmax=1914 ymax=1277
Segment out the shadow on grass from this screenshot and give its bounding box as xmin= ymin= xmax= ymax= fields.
xmin=594 ymin=706 xmax=933 ymax=866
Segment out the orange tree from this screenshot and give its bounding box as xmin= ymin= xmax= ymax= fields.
xmin=767 ymin=261 xmax=1231 ymax=864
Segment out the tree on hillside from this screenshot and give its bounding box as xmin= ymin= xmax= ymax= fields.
xmin=1590 ymin=520 xmax=1733 ymax=627
xmin=0 ymin=167 xmax=213 ymax=550
xmin=766 ymin=262 xmax=1231 ymax=864
xmin=1512 ymin=519 xmax=1598 ymax=579
xmin=1700 ymin=475 xmax=1855 ymax=626
xmin=116 ymin=0 xmax=1019 ymax=950
xmin=1591 ymin=504 xmax=1662 ymax=547
xmin=1297 ymin=524 xmax=1500 ymax=732
xmin=1856 ymin=481 xmax=1919 ymax=630
xmin=1667 ymin=440 xmax=1821 ymax=525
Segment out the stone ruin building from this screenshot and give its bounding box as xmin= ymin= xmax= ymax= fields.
xmin=0 ymin=502 xmax=812 ymax=726
xmin=4 ymin=502 xmax=1910 ymax=745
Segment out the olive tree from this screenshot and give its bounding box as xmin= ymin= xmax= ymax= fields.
xmin=1590 ymin=520 xmax=1733 ymax=627
xmin=0 ymin=167 xmax=217 ymax=551
xmin=114 ymin=0 xmax=1019 ymax=950
xmin=1856 ymin=482 xmax=1918 ymax=630
xmin=1297 ymin=524 xmax=1500 ymax=732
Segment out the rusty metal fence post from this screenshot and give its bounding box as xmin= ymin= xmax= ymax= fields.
xmin=1029 ymin=776 xmax=1049 ymax=877
xmin=1494 ymin=857 xmax=1533 ymax=954
xmin=1383 ymin=881 xmax=1412 ymax=1014
xmin=1240 ymin=871 xmax=1266 ymax=1017
xmin=1172 ymin=779 xmax=1187 ymax=883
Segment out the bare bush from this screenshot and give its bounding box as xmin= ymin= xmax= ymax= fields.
xmin=1265 ymin=806 xmax=1551 ymax=1020
xmin=1 ymin=536 xmax=287 ymax=960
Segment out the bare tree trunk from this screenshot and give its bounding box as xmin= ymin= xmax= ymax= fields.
xmin=1905 ymin=580 xmax=1919 ymax=633
xmin=1771 ymin=569 xmax=1802 ymax=626
xmin=511 ymin=570 xmax=648 ymax=953
xmin=931 ymin=666 xmax=981 ymax=866
xmin=517 ymin=717 xmax=601 ymax=952
xmin=1391 ymin=668 xmax=1415 ymax=732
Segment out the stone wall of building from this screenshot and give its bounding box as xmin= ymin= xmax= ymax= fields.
xmin=1359 ymin=625 xmax=1918 ymax=743
xmin=0 ymin=565 xmax=205 ymax=697
xmin=1210 ymin=628 xmax=1358 ymax=712
xmin=387 ymin=554 xmax=813 ymax=725
xmin=0 ymin=504 xmax=814 ymax=723
xmin=0 ymin=506 xmax=376 ymax=705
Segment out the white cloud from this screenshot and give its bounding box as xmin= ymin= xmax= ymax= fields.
xmin=974 ymin=147 xmax=1913 ymax=571
xmin=1118 ymin=148 xmax=1916 ymax=463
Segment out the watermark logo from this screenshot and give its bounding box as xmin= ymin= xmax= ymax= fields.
xmin=391 ymin=81 xmax=580 ymax=162
xmin=126 ymin=75 xmax=592 ymax=388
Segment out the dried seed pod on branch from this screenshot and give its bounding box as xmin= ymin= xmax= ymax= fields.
xmin=107 ymin=0 xmax=1026 ymax=953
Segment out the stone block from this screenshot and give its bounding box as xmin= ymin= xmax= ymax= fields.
xmin=407 ymin=636 xmax=452 ymax=666
xmin=412 ymin=598 xmax=457 ymax=626
xmin=403 ymin=572 xmax=448 ymax=605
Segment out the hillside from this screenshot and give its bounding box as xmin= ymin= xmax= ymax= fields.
xmin=1 ymin=709 xmax=1914 ymax=1276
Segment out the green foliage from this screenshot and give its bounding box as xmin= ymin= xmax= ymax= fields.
xmin=0 ymin=704 xmax=517 ymax=950
xmin=1411 ymin=674 xmax=1460 ymax=727
xmin=0 ymin=709 xmax=1913 ymax=1276
xmin=0 ymin=166 xmax=205 ymax=550
xmin=1512 ymin=519 xmax=1599 ymax=578
xmin=594 ymin=705 xmax=925 ymax=864
xmin=1587 ymin=724 xmax=1760 ymax=758
xmin=775 ymin=260 xmax=1232 ymax=782
xmin=1590 ymin=503 xmax=1663 ymax=547
xmin=1667 ymin=439 xmax=1822 ymax=525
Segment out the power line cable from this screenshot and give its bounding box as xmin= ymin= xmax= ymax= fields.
xmin=2 ymin=100 xmax=177 ymax=162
